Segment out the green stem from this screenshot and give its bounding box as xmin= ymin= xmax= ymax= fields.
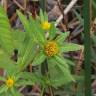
xmin=41 ymin=60 xmax=54 ymax=96
xmin=84 ymin=0 xmax=92 ymax=95
xmin=41 ymin=59 xmax=48 ymax=75
xmin=39 ymin=0 xmax=46 ymax=11
xmin=40 ymin=86 xmax=45 ymax=96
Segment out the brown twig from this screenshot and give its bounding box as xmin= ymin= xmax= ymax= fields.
xmin=75 ymin=48 xmax=84 ymax=75
xmin=48 ymin=86 xmax=54 ymax=96
xmin=57 ymin=0 xmax=68 ymax=31
xmin=2 ymin=0 xmax=7 ymax=12
xmin=13 ymin=0 xmax=32 ymax=15
xmin=55 ymin=0 xmax=78 ymax=26
xmin=60 ymin=22 xmax=67 ymax=32
xmin=72 ymin=48 xmax=84 ymax=95
xmin=24 ymin=0 xmax=27 ymax=10
xmin=13 ymin=0 xmax=25 ymax=10
xmin=9 ymin=13 xmax=17 ymax=23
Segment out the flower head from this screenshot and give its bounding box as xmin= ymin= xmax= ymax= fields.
xmin=41 ymin=21 xmax=51 ymax=30
xmin=6 ymin=77 xmax=14 ymax=88
xmin=45 ymin=41 xmax=59 ymax=57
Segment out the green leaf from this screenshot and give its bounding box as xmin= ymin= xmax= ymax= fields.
xmin=0 ymin=85 xmax=8 ymax=94
xmin=57 ymin=64 xmax=75 ymax=83
xmin=39 ymin=9 xmax=48 ymax=22
xmin=28 ymin=15 xmax=38 ymax=41
xmin=47 ymin=57 xmax=57 ymax=67
xmin=17 ymin=10 xmax=30 ymax=35
xmin=0 ymin=6 xmax=14 ymax=55
xmin=56 ymin=32 xmax=69 ymax=44
xmin=49 ymin=64 xmax=74 ymax=87
xmin=17 ymin=40 xmax=37 ymax=69
xmin=17 ymin=72 xmax=38 ymax=82
xmin=15 ymin=72 xmax=38 ymax=86
xmin=92 ymin=0 xmax=96 ymax=18
xmin=16 ymin=80 xmax=35 ymax=86
xmin=64 ymin=58 xmax=75 ymax=66
xmin=12 ymin=30 xmax=25 ymax=50
xmin=43 ymin=11 xmax=48 ymax=21
xmin=60 ymin=43 xmax=81 ymax=53
xmin=49 ymin=22 xmax=57 ymax=40
xmin=40 ymin=9 xmax=45 ymax=22
xmin=11 ymin=88 xmax=16 ymax=96
xmin=15 ymin=92 xmax=23 ymax=96
xmin=29 ymin=15 xmax=45 ymax=44
xmin=11 ymin=88 xmax=23 ymax=96
xmin=18 ymin=35 xmax=30 ymax=57
xmin=0 ymin=7 xmax=10 ymax=28
xmin=32 ymin=51 xmax=46 ymax=66
xmin=0 ymin=76 xmax=6 ymax=81
xmin=0 ymin=52 xmax=16 ymax=70
xmin=54 ymin=55 xmax=69 ymax=68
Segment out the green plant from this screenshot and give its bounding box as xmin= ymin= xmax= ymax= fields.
xmin=0 ymin=6 xmax=81 ymax=95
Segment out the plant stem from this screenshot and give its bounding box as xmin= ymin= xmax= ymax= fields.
xmin=40 ymin=86 xmax=45 ymax=96
xmin=41 ymin=60 xmax=54 ymax=96
xmin=48 ymin=86 xmax=54 ymax=96
xmin=40 ymin=1 xmax=54 ymax=95
xmin=41 ymin=59 xmax=48 ymax=75
xmin=39 ymin=0 xmax=46 ymax=12
xmin=84 ymin=0 xmax=92 ymax=95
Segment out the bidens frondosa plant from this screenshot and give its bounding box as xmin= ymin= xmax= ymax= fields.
xmin=0 ymin=6 xmax=82 ymax=95
xmin=32 ymin=10 xmax=82 ymax=87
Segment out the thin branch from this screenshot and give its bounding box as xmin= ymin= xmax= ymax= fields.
xmin=75 ymin=48 xmax=84 ymax=75
xmin=1 ymin=0 xmax=7 ymax=12
xmin=13 ymin=0 xmax=32 ymax=15
xmin=55 ymin=0 xmax=78 ymax=26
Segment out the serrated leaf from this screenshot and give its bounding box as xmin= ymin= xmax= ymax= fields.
xmin=18 ymin=72 xmax=38 ymax=81
xmin=44 ymin=11 xmax=48 ymax=21
xmin=12 ymin=30 xmax=25 ymax=50
xmin=18 ymin=40 xmax=37 ymax=69
xmin=56 ymin=32 xmax=69 ymax=44
xmin=0 ymin=6 xmax=14 ymax=55
xmin=29 ymin=15 xmax=45 ymax=44
xmin=16 ymin=80 xmax=35 ymax=86
xmin=17 ymin=10 xmax=30 ymax=35
xmin=39 ymin=9 xmax=45 ymax=22
xmin=0 ymin=85 xmax=8 ymax=94
xmin=57 ymin=64 xmax=74 ymax=81
xmin=60 ymin=43 xmax=81 ymax=52
xmin=54 ymin=55 xmax=69 ymax=68
xmin=47 ymin=57 xmax=57 ymax=67
xmin=11 ymin=88 xmax=23 ymax=96
xmin=49 ymin=22 xmax=57 ymax=40
xmin=49 ymin=64 xmax=74 ymax=87
xmin=11 ymin=88 xmax=16 ymax=96
xmin=15 ymin=72 xmax=38 ymax=86
xmin=32 ymin=51 xmax=46 ymax=66
xmin=64 ymin=58 xmax=75 ymax=66
xmin=0 ymin=52 xmax=16 ymax=70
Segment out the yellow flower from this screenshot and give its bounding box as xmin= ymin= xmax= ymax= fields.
xmin=45 ymin=41 xmax=59 ymax=57
xmin=6 ymin=77 xmax=14 ymax=88
xmin=41 ymin=21 xmax=51 ymax=30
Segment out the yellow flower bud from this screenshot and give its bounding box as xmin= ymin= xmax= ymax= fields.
xmin=41 ymin=21 xmax=51 ymax=30
xmin=6 ymin=77 xmax=14 ymax=88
